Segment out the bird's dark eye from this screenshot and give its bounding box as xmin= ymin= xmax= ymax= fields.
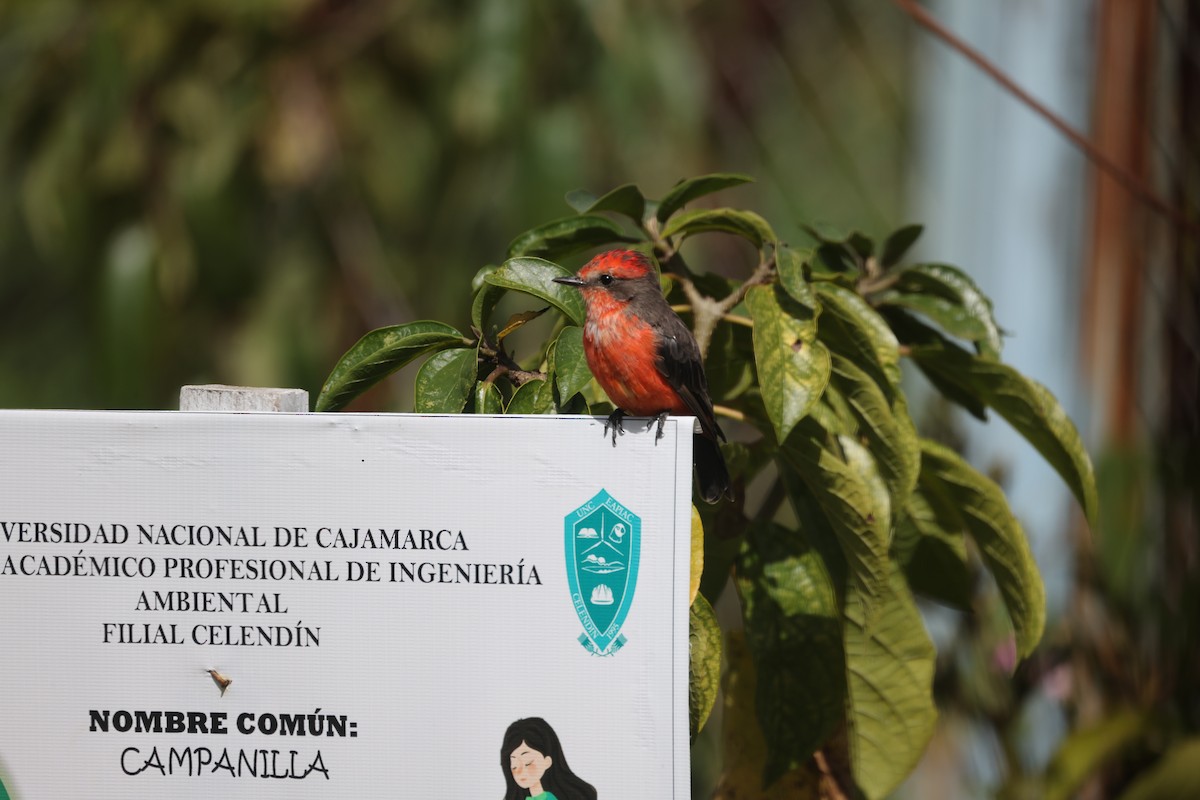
xmin=598 ymin=273 xmax=614 ymax=286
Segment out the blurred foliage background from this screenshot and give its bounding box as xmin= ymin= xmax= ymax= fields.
xmin=0 ymin=0 xmax=910 ymax=411
xmin=2 ymin=0 xmax=1196 ymax=798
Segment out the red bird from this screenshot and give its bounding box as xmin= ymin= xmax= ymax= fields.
xmin=554 ymin=249 xmax=733 ymax=503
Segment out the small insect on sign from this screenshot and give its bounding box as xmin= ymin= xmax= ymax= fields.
xmin=0 ymin=410 xmax=693 ymax=799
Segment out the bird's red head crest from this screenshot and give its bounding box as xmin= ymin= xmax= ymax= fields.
xmin=578 ymin=249 xmax=656 ymax=282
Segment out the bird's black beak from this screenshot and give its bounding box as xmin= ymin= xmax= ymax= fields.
xmin=552 ymin=275 xmax=586 ymax=287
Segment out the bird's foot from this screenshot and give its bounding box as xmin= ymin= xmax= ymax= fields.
xmin=653 ymin=411 xmax=669 ymax=444
xmin=604 ymin=409 xmax=627 ymax=447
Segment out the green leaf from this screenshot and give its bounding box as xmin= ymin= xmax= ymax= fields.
xmin=843 ymin=562 xmax=937 ymax=800
xmin=472 ymin=285 xmax=505 ymax=335
xmin=474 ymin=380 xmax=504 ymax=415
xmin=828 ymin=352 xmax=920 ymax=505
xmin=689 ymin=506 xmax=704 ymax=604
xmin=316 ymin=321 xmax=467 ymax=412
xmin=470 ymin=263 xmax=500 ymax=293
xmin=780 ymin=419 xmax=890 ymax=628
xmin=882 ymin=263 xmax=1003 ymax=358
xmin=876 ymin=291 xmax=994 ymax=355
xmin=660 ymin=207 xmax=777 ymax=249
xmin=910 ymin=344 xmax=1098 ymax=524
xmin=506 ymin=378 xmax=555 ymax=414
xmin=776 ymin=244 xmax=816 ymax=307
xmin=736 ymin=520 xmax=845 ymax=783
xmin=688 ymin=592 xmax=722 ymax=741
xmin=808 ymin=381 xmax=857 ymax=437
xmin=564 ymin=188 xmax=598 ymax=213
xmin=1041 ymin=710 xmax=1150 ymax=800
xmin=1117 ymin=737 xmax=1200 ymax=800
xmin=815 ymin=282 xmax=902 ymax=399
xmin=548 ymin=326 xmax=592 ymax=404
xmin=566 ymin=183 xmax=646 ymax=222
xmin=506 ymin=214 xmax=636 ymax=260
xmin=803 ymin=224 xmax=874 ymax=262
xmin=882 ymin=308 xmax=988 ymax=420
xmin=716 ymin=633 xmax=825 ymax=796
xmin=811 ymin=243 xmax=862 ymax=278
xmin=919 ymin=438 xmax=1046 ymax=656
xmin=879 ymin=224 xmax=923 ymax=268
xmin=485 ymin=257 xmax=586 ymax=326
xmin=414 ymin=347 xmax=477 ymax=413
xmin=655 ymin=172 xmax=753 ymax=223
xmin=891 ymin=490 xmax=971 ymax=610
xmin=745 ymin=284 xmax=831 ymax=443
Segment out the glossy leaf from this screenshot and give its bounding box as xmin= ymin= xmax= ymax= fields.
xmin=839 ymin=436 xmax=893 ymax=534
xmin=882 ymin=263 xmax=1002 ymax=358
xmin=803 ymin=224 xmax=874 ymax=264
xmin=910 ymin=343 xmax=1098 ymax=524
xmin=746 ymin=284 xmax=831 ymax=443
xmin=485 ymin=257 xmax=586 ymax=326
xmin=655 ymin=172 xmax=753 ymax=223
xmin=689 ymin=592 xmax=722 ymax=741
xmin=891 ymin=490 xmax=971 ymax=610
xmin=566 ymin=183 xmax=646 ymax=222
xmin=470 ymin=263 xmax=500 ymax=293
xmin=506 ymin=378 xmax=555 ymax=414
xmin=414 ymin=347 xmax=477 ymax=414
xmin=843 ymin=562 xmax=937 ymax=799
xmin=879 ymin=224 xmax=923 ymax=268
xmin=474 ymin=380 xmax=504 ymax=415
xmin=882 ymin=307 xmax=988 ymax=420
xmin=471 ymin=283 xmax=505 ymax=333
xmin=815 ymin=282 xmax=902 ymax=398
xmin=506 ymin=214 xmax=636 ymax=260
xmin=919 ymin=438 xmax=1046 ymax=656
xmin=877 ymin=291 xmax=994 ymax=350
xmin=660 ymin=207 xmax=777 ymax=248
xmin=736 ymin=520 xmax=845 ymax=783
xmin=548 ymin=326 xmax=592 ymax=405
xmin=316 ymin=321 xmax=467 ymax=412
xmin=776 ymin=244 xmax=816 ymax=308
xmin=828 ymin=352 xmax=920 ymax=505
xmin=780 ymin=419 xmax=890 ymax=627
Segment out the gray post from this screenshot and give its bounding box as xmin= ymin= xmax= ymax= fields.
xmin=179 ymin=384 xmax=309 ymax=412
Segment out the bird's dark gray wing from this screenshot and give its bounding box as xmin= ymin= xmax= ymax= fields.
xmin=651 ymin=315 xmax=726 ymax=442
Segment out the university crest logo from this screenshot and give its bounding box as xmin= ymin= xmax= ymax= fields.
xmin=564 ymin=489 xmax=641 ymax=656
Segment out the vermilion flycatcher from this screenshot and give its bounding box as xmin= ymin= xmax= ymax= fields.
xmin=554 ymin=249 xmax=733 ymax=503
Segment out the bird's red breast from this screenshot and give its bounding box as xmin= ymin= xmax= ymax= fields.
xmin=583 ymin=310 xmax=690 ymax=417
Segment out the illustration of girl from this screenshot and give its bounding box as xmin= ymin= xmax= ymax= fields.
xmin=501 ymin=717 xmax=597 ymax=800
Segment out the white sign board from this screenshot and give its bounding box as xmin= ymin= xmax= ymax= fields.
xmin=0 ymin=411 xmax=693 ymax=799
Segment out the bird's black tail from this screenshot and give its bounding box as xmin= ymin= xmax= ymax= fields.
xmin=694 ymin=433 xmax=733 ymax=504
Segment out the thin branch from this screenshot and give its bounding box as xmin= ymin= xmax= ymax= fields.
xmin=712 ymin=404 xmax=746 ymax=423
xmin=890 ymin=0 xmax=1198 ymax=234
xmin=667 ymin=249 xmax=777 ymax=359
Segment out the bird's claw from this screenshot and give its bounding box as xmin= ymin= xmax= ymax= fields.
xmin=604 ymin=409 xmax=627 ymax=447
xmin=653 ymin=411 xmax=669 ymax=444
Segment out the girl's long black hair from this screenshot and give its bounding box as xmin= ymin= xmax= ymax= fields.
xmin=500 ymin=717 xmax=597 ymax=800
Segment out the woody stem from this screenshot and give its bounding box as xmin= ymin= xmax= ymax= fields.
xmin=673 ymin=248 xmax=777 ymax=360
